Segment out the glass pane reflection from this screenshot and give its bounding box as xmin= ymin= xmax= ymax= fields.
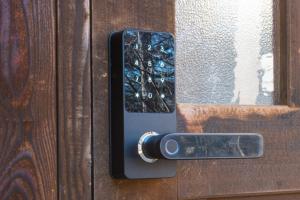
xmin=176 ymin=0 xmax=274 ymax=105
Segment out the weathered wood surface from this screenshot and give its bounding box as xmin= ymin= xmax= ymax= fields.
xmin=177 ymin=105 xmax=300 ymax=199
xmin=90 ymin=0 xmax=300 ymax=199
xmin=287 ymin=0 xmax=300 ymax=106
xmin=274 ymin=0 xmax=287 ymax=105
xmin=0 ymin=0 xmax=57 ymax=199
xmin=57 ymin=0 xmax=91 ymax=199
xmin=1 ymin=0 xmax=300 ymax=199
xmin=197 ymin=193 xmax=300 ymax=200
xmin=91 ymin=0 xmax=176 ymax=199
xmin=210 ymin=193 xmax=300 ymax=200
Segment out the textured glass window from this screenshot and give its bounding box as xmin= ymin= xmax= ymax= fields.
xmin=176 ymin=0 xmax=274 ymax=105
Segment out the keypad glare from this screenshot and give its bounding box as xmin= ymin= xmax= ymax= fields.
xmin=124 ymin=30 xmax=175 ymax=113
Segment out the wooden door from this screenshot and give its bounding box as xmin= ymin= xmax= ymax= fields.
xmin=1 ymin=0 xmax=300 ymax=199
xmin=92 ymin=0 xmax=300 ymax=199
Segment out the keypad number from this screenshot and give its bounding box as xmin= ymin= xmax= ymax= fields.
xmin=124 ymin=30 xmax=175 ymax=113
xmin=134 ymin=60 xmax=139 ymax=66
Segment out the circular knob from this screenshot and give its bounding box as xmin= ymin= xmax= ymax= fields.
xmin=138 ymin=131 xmax=159 ymax=163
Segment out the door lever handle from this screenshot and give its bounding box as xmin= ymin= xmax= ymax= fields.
xmin=138 ymin=132 xmax=263 ymax=163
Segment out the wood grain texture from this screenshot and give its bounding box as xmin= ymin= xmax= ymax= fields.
xmin=177 ymin=104 xmax=300 ymax=199
xmin=274 ymin=0 xmax=287 ymax=105
xmin=57 ymin=0 xmax=91 ymax=199
xmin=210 ymin=192 xmax=300 ymax=200
xmin=91 ymin=0 xmax=176 ymax=199
xmin=287 ymin=0 xmax=300 ymax=106
xmin=90 ymin=0 xmax=300 ymax=199
xmin=0 ymin=0 xmax=57 ymax=199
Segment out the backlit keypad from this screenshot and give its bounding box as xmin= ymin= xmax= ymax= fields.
xmin=123 ymin=29 xmax=175 ymax=113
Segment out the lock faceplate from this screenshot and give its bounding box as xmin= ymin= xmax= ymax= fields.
xmin=109 ymin=29 xmax=176 ymax=179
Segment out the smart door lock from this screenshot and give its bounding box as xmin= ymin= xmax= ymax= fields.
xmin=109 ymin=29 xmax=263 ymax=179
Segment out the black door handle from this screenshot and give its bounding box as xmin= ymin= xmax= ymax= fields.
xmin=138 ymin=132 xmax=263 ymax=163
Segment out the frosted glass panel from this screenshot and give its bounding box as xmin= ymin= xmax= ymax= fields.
xmin=176 ymin=0 xmax=274 ymax=105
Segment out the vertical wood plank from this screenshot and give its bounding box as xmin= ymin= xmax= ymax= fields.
xmin=274 ymin=0 xmax=287 ymax=105
xmin=91 ymin=0 xmax=176 ymax=199
xmin=57 ymin=0 xmax=91 ymax=199
xmin=210 ymin=193 xmax=300 ymax=200
xmin=287 ymin=0 xmax=300 ymax=106
xmin=0 ymin=0 xmax=57 ymax=199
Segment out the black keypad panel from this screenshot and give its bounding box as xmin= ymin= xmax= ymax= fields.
xmin=123 ymin=29 xmax=175 ymax=113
